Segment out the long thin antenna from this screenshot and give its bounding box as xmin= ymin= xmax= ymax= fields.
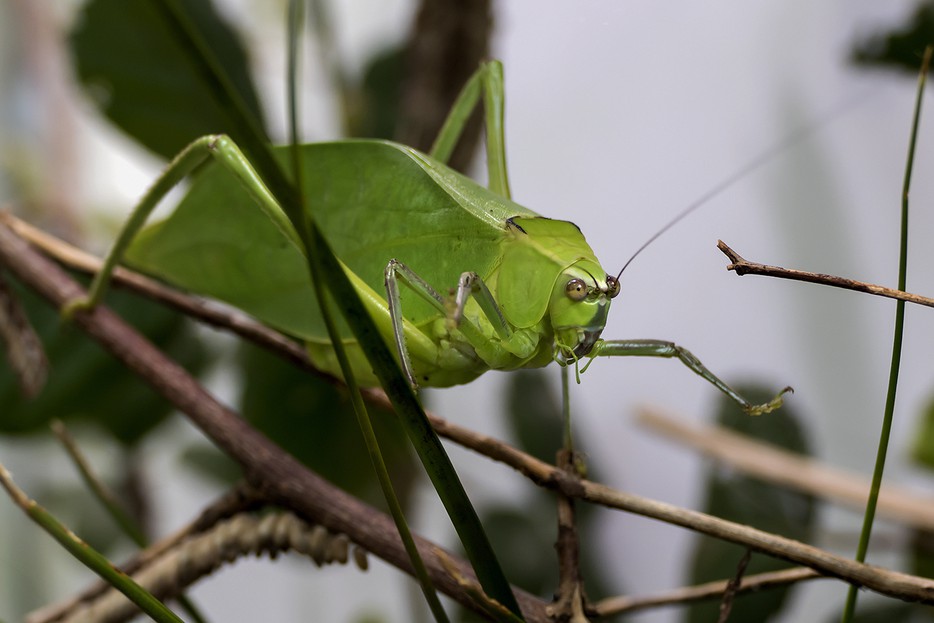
xmin=616 ymin=91 xmax=873 ymax=279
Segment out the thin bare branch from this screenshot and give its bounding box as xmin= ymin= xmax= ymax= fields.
xmin=718 ymin=240 xmax=934 ymax=308
xmin=592 ymin=567 xmax=822 ymax=616
xmin=0 ymin=269 xmax=47 ymax=396
xmin=0 ymin=211 xmax=314 ymax=372
xmin=0 ymin=218 xmax=550 ymax=622
xmin=29 ymin=512 xmax=366 ymax=623
xmin=637 ymin=407 xmax=934 ymax=531
xmin=717 ymin=550 xmax=752 ymax=623
xmin=426 ymin=406 xmax=934 ymax=604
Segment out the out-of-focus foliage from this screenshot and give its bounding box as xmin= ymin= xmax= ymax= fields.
xmin=457 ymin=369 xmax=613 ymax=622
xmin=852 ymin=2 xmax=934 ymax=72
xmin=684 ymin=385 xmax=816 ymax=623
xmin=0 ymin=274 xmax=207 ymax=445
xmin=70 ymin=0 xmax=266 ymax=160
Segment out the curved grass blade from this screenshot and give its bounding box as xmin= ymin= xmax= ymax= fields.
xmin=840 ymin=45 xmax=932 ymax=622
xmin=285 ymin=3 xmax=447 ymax=620
xmin=0 ymin=462 xmax=184 ymax=623
xmin=152 ymin=0 xmax=521 ymax=615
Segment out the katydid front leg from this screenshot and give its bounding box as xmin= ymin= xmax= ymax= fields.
xmin=384 ymin=259 xmax=539 ymax=388
xmin=587 ymin=339 xmax=792 ymax=415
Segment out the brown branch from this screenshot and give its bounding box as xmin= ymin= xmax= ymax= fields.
xmin=550 ymin=449 xmax=588 ymax=622
xmin=426 ymin=407 xmax=934 ymax=604
xmin=592 ymin=567 xmax=822 ymax=616
xmin=718 ymin=240 xmax=934 ymax=308
xmin=0 ymin=269 xmax=47 ymax=396
xmin=0 ymin=219 xmax=549 ymax=622
xmin=0 ymin=212 xmax=314 ymax=373
xmin=637 ymin=408 xmax=934 ymax=531
xmin=30 ymin=511 xmax=366 ymax=623
xmin=717 ymin=550 xmax=752 ymax=623
xmin=7 ymin=217 xmax=934 ymax=611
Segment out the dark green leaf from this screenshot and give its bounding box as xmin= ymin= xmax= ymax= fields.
xmin=0 ymin=274 xmax=209 ymax=444
xmin=851 ymin=3 xmax=934 ymax=73
xmin=684 ymin=384 xmax=815 ymax=623
xmin=70 ymin=0 xmax=266 ymax=160
xmin=238 ymin=341 xmax=417 ymax=508
xmin=911 ymin=393 xmax=934 ymax=470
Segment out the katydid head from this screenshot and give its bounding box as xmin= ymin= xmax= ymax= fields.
xmin=551 ymin=259 xmax=620 ymax=359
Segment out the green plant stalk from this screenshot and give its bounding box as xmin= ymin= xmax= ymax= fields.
xmin=51 ymin=421 xmax=209 ymax=623
xmin=153 ymin=0 xmax=520 ymax=615
xmin=285 ymin=3 xmax=447 ymax=620
xmin=0 ymin=462 xmax=184 ymax=623
xmin=840 ymin=45 xmax=931 ymax=622
xmin=51 ymin=420 xmax=147 ymax=546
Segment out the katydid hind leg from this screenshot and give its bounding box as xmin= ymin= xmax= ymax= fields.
xmin=62 ymin=134 xmax=298 ymax=318
xmin=589 ymin=339 xmax=792 ymax=415
xmin=429 ymin=60 xmax=511 ymax=199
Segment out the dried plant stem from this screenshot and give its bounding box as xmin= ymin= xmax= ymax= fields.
xmin=718 ymin=240 xmax=934 ymax=308
xmin=592 ymin=567 xmax=821 ymax=616
xmin=0 ymin=463 xmax=184 ymax=623
xmin=637 ymin=408 xmax=934 ymax=531
xmin=29 ymin=512 xmax=366 ymax=623
xmin=6 ymin=217 xmax=934 ymax=612
xmin=0 ymin=219 xmax=549 ymax=622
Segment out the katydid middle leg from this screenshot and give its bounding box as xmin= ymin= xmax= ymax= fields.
xmin=588 ymin=339 xmax=792 ymax=415
xmin=384 ymin=259 xmax=540 ymax=388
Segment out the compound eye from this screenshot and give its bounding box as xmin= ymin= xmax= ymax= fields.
xmin=606 ymin=275 xmax=621 ymax=299
xmin=565 ymin=278 xmax=588 ymax=301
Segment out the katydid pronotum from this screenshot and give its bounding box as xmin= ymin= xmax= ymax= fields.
xmin=66 ymin=60 xmax=789 ymax=416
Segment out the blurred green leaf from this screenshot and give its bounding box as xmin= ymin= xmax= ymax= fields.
xmin=825 ymin=600 xmax=930 ymax=623
xmin=911 ymin=394 xmax=934 ymax=470
xmin=684 ymin=384 xmax=815 ymax=623
xmin=237 ymin=341 xmax=417 ymax=509
xmin=505 ymin=369 xmax=564 ymax=464
xmin=456 ymin=369 xmax=613 ymax=623
xmin=70 ymin=0 xmax=266 ymax=160
xmin=349 ymin=46 xmax=406 ymax=140
xmin=852 ymin=3 xmax=934 ymax=73
xmin=0 ymin=274 xmax=209 ymax=444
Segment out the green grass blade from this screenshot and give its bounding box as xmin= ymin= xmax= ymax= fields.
xmin=840 ymin=44 xmax=931 ymax=622
xmin=285 ymin=3 xmax=446 ymax=620
xmin=0 ymin=462 xmax=185 ymax=623
xmin=153 ymin=0 xmax=521 ymax=615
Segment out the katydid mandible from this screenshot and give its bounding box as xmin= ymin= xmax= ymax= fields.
xmin=68 ymin=60 xmax=789 ymax=416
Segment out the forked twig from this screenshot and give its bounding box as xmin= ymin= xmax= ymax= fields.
xmin=717 ymin=240 xmax=934 ymax=308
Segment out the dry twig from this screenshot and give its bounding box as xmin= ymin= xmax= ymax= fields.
xmin=718 ymin=240 xmax=934 ymax=308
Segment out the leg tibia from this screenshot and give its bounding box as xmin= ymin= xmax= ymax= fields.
xmin=589 ymin=339 xmax=791 ymax=415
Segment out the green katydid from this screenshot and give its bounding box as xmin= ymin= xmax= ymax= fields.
xmin=68 ymin=60 xmax=788 ymax=416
